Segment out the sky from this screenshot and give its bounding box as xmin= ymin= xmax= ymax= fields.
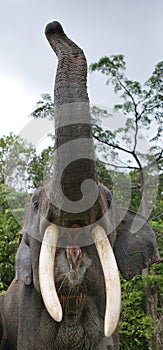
xmin=0 ymin=0 xmax=162 ymax=139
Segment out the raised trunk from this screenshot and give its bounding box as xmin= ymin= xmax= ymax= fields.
xmin=45 ymin=22 xmax=102 ymax=227
xmin=38 ymin=21 xmax=121 ymax=339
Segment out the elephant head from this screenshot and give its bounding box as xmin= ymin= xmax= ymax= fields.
xmin=1 ymin=21 xmax=159 ymax=350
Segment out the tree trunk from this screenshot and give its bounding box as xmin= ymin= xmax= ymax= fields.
xmin=142 ymin=268 xmax=163 ymax=350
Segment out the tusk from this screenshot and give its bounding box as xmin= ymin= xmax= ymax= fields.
xmin=39 ymin=224 xmax=62 ymax=322
xmin=91 ymin=225 xmax=121 ymax=337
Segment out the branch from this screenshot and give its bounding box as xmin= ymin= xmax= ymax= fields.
xmin=115 ymin=74 xmax=137 ymax=109
xmin=142 ymin=149 xmax=163 ymax=171
xmin=93 ymin=135 xmax=133 ymax=156
xmin=143 ymin=103 xmax=162 ymax=112
xmin=150 ymin=212 xmax=163 ymax=221
xmin=98 ymin=160 xmax=138 ymax=170
xmin=155 ymin=149 xmax=163 ymax=163
xmin=94 ymin=134 xmax=143 ymax=170
xmin=132 ymin=152 xmax=142 ymax=170
xmin=108 ymin=164 xmax=138 ymax=170
xmin=113 ymin=73 xmax=142 ymax=154
xmin=133 ymin=112 xmax=139 ymax=153
xmin=156 ymin=258 xmax=163 ymax=264
xmin=139 ymin=101 xmax=162 ymax=120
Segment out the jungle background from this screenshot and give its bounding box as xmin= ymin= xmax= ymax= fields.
xmin=0 ymin=56 xmax=162 ymax=349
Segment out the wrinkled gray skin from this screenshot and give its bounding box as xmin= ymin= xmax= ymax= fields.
xmin=0 ymin=22 xmax=159 ymax=350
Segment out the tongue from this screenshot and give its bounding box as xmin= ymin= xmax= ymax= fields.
xmin=66 ymin=247 xmax=82 ymax=265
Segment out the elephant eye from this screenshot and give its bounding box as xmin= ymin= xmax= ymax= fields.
xmin=33 ymin=200 xmax=39 ymax=209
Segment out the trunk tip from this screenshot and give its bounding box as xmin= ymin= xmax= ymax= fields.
xmin=45 ymin=21 xmax=64 ymax=36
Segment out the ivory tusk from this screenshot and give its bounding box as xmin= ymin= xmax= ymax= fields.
xmin=39 ymin=224 xmax=62 ymax=322
xmin=91 ymin=225 xmax=121 ymax=337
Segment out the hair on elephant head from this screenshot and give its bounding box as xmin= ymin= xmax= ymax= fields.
xmin=0 ymin=21 xmax=159 ymax=350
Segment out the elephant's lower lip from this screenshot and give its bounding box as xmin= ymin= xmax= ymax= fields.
xmin=60 ymin=293 xmax=86 ymax=305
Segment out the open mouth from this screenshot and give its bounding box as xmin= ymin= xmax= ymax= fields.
xmin=39 ymin=224 xmax=121 ymax=337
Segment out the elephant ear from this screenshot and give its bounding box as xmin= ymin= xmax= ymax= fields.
xmin=15 ymin=237 xmax=32 ymax=285
xmin=113 ymin=208 xmax=160 ymax=280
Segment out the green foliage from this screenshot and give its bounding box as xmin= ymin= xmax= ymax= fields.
xmin=0 ymin=134 xmax=35 ymax=292
xmin=120 ymin=275 xmax=153 ymax=349
xmin=0 ymin=132 xmax=55 ymax=292
xmin=28 ymin=146 xmax=54 ymax=188
xmin=0 ymin=184 xmax=21 ymax=292
xmin=120 ymin=244 xmax=163 ymax=350
xmin=128 ymin=170 xmax=143 ymax=212
xmin=150 ymin=173 xmax=163 ymax=232
xmin=0 ymin=133 xmax=36 ymax=190
xmin=30 ymin=93 xmax=54 ymax=120
xmin=96 ymin=160 xmax=113 ymax=189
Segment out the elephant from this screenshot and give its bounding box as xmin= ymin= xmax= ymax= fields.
xmin=0 ymin=21 xmax=159 ymax=350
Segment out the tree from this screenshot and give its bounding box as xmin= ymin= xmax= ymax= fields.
xmin=0 ymin=134 xmax=36 ymax=291
xmin=0 ymin=133 xmax=35 ymax=191
xmin=120 ymin=274 xmax=153 ymax=350
xmin=90 ymin=56 xmax=162 ymax=217
xmin=28 ymin=146 xmax=54 ymax=188
xmin=0 ymin=184 xmax=22 ymax=292
xmin=30 ymin=93 xmax=55 ymax=121
xmin=90 ymin=56 xmax=163 ymax=350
